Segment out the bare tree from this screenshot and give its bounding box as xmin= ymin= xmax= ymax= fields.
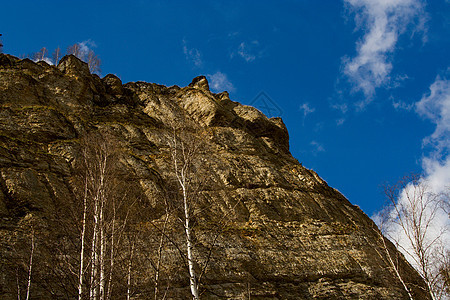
xmin=66 ymin=43 xmax=101 ymax=74
xmin=87 ymin=50 xmax=101 ymax=74
xmin=72 ymin=131 xmax=134 ymax=300
xmin=25 ymin=227 xmax=35 ymax=300
xmin=165 ymin=126 xmax=241 ymax=299
xmin=126 ymin=234 xmax=136 ymax=300
xmin=167 ymin=127 xmax=203 ymax=299
xmin=53 ymin=46 xmax=62 ymax=65
xmin=382 ymin=175 xmax=449 ymax=300
xmin=11 ymin=214 xmax=38 ymax=300
xmin=33 ymin=47 xmax=49 ymax=62
xmin=67 ymin=43 xmax=83 ymax=59
xmin=78 ymin=174 xmax=89 ymax=300
xmin=371 ymin=222 xmax=414 ymax=299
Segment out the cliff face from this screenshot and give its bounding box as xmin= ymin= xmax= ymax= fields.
xmin=0 ymin=54 xmax=428 ymax=299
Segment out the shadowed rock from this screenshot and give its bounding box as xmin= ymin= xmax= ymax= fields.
xmin=0 ymin=54 xmax=430 ymax=299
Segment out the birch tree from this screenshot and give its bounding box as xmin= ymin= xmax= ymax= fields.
xmin=11 ymin=214 xmax=38 ymax=300
xmin=33 ymin=47 xmax=49 ymax=63
xmin=25 ymin=227 xmax=34 ymax=300
xmin=164 ymin=125 xmax=245 ymax=299
xmin=381 ymin=175 xmax=449 ymax=300
xmin=371 ymin=221 xmax=414 ymax=299
xmin=87 ymin=50 xmax=101 ymax=74
xmin=167 ymin=127 xmax=203 ymax=299
xmin=67 ymin=44 xmax=83 ymax=59
xmin=66 ymin=43 xmax=101 ymax=74
xmin=74 ymin=131 xmax=131 ymax=300
xmin=53 ymin=46 xmax=62 ymax=65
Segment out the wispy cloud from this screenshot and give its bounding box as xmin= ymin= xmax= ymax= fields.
xmin=237 ymin=41 xmax=257 ymax=62
xmin=331 ymin=102 xmax=349 ymax=114
xmin=299 ymin=102 xmax=315 ymax=117
xmin=299 ymin=102 xmax=315 ymax=125
xmin=310 ymin=141 xmax=325 ymax=154
xmin=392 ymin=98 xmax=414 ymax=111
xmin=416 ymin=74 xmax=450 ymax=156
xmin=78 ymin=40 xmax=97 ymax=57
xmin=182 ymin=39 xmax=203 ymax=68
xmin=231 ymin=40 xmax=263 ymax=62
xmin=336 ymin=118 xmax=346 ymax=126
xmin=207 ymin=71 xmax=235 ymax=92
xmin=342 ymin=0 xmax=426 ymax=106
xmin=416 ymin=73 xmax=450 ymax=252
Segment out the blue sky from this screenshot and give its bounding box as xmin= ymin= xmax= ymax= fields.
xmin=1 ymin=0 xmax=449 ymax=217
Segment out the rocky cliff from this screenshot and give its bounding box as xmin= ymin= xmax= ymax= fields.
xmin=0 ymin=54 xmax=428 ymax=299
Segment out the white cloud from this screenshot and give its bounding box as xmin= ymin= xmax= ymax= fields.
xmin=66 ymin=39 xmax=98 ymax=62
xmin=413 ymin=74 xmax=450 ymax=222
xmin=32 ymin=47 xmax=54 ymax=65
xmin=383 ymin=178 xmax=449 ymax=277
xmin=416 ymin=75 xmax=450 ymax=156
xmin=231 ymin=40 xmax=261 ymax=62
xmin=40 ymin=57 xmax=54 ymax=65
xmin=392 ymin=99 xmax=414 ymax=111
xmin=336 ymin=118 xmax=346 ymax=126
xmin=33 ymin=56 xmax=53 ymax=65
xmin=182 ymin=39 xmax=203 ymax=68
xmin=415 ymin=75 xmax=450 ymax=257
xmin=331 ymin=102 xmax=349 ymax=114
xmin=207 ymin=72 xmax=235 ymax=92
xmin=77 ymin=40 xmax=97 ymax=59
xmin=422 ymin=156 xmax=450 ymax=194
xmin=310 ymin=141 xmax=325 ymax=153
xmin=299 ymin=102 xmax=315 ymax=117
xmin=343 ymin=0 xmax=425 ymax=104
xmin=298 ymin=102 xmax=315 ymax=125
xmin=237 ymin=41 xmax=256 ymax=62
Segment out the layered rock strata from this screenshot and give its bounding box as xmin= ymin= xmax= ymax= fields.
xmin=0 ymin=54 xmax=428 ymax=299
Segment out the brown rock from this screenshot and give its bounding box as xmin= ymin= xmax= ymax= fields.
xmin=189 ymin=75 xmax=210 ymax=90
xmin=0 ymin=54 xmax=430 ymax=299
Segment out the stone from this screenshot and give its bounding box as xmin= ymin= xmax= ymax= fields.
xmin=57 ymin=54 xmax=90 ymax=77
xmin=189 ymin=75 xmax=210 ymax=90
xmin=102 ymin=73 xmax=124 ymax=96
xmin=0 ymin=54 xmax=430 ymax=299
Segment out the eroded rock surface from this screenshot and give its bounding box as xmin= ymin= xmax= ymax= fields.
xmin=0 ymin=54 xmax=428 ymax=299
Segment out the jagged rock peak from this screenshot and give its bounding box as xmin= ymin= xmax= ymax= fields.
xmin=102 ymin=74 xmax=123 ymax=96
xmin=188 ymin=75 xmax=209 ymax=90
xmin=57 ymin=54 xmax=90 ymax=76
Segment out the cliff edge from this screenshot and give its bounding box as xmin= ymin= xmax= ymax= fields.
xmin=0 ymin=54 xmax=428 ymax=299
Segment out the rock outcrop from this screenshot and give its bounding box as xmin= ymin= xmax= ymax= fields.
xmin=0 ymin=54 xmax=429 ymax=299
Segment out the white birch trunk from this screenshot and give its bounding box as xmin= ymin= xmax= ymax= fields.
xmin=99 ymin=199 xmax=105 ymax=300
xmin=90 ymin=196 xmax=99 ymax=300
xmin=99 ymin=152 xmax=108 ymax=300
xmin=107 ymin=218 xmax=115 ymax=300
xmin=25 ymin=230 xmax=34 ymax=300
xmin=182 ymin=183 xmax=199 ymax=300
xmin=127 ymin=241 xmax=134 ymax=300
xmin=377 ymin=231 xmax=413 ymax=300
xmin=16 ymin=267 xmax=21 ymax=300
xmin=170 ymin=129 xmax=201 ymax=300
xmin=78 ymin=178 xmax=88 ymax=300
xmin=154 ymin=214 xmax=169 ymax=300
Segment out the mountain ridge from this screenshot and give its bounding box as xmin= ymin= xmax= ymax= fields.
xmin=0 ymin=54 xmax=428 ymax=299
